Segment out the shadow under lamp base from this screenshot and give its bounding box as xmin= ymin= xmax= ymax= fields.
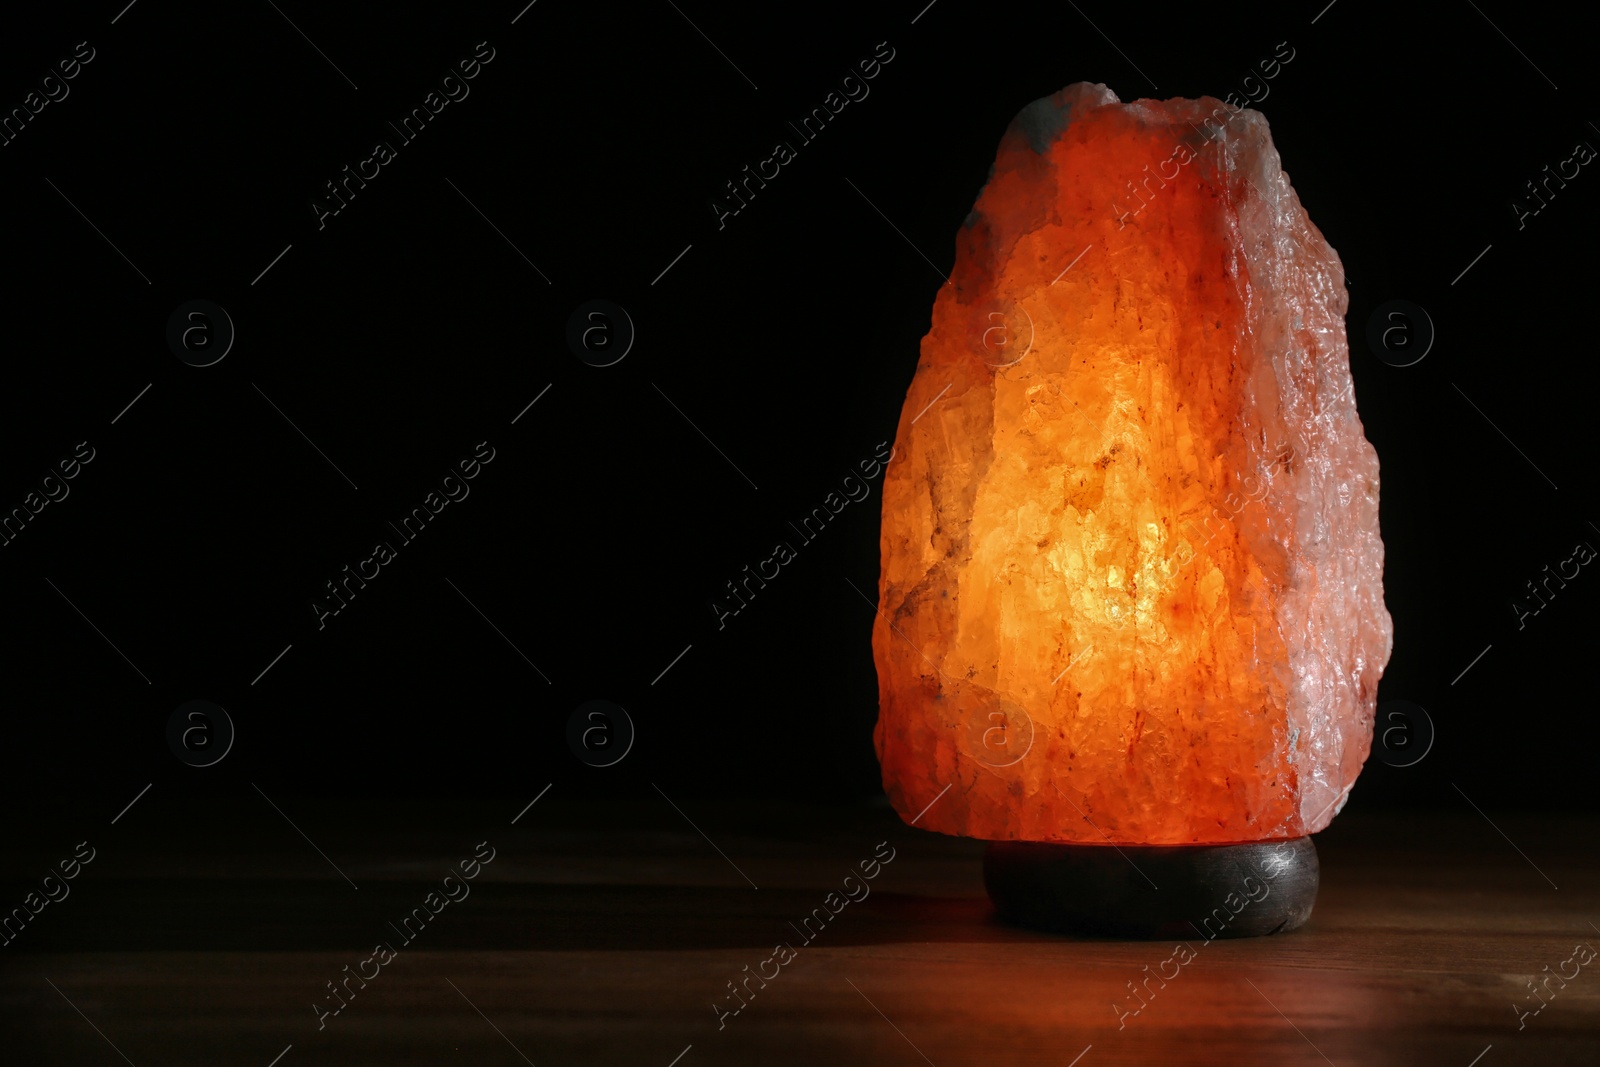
xmin=983 ymin=837 xmax=1319 ymax=939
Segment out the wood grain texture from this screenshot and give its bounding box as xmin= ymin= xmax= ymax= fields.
xmin=1 ymin=797 xmax=1596 ymax=1065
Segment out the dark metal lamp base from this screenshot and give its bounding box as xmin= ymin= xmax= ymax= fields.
xmin=984 ymin=836 xmax=1318 ymax=939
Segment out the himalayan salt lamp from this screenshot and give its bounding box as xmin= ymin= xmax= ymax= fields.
xmin=873 ymin=83 xmax=1392 ymax=937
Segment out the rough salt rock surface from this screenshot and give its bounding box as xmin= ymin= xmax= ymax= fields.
xmin=873 ymin=83 xmax=1393 ymax=846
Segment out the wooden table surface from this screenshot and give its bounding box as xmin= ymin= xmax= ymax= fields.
xmin=2 ymin=795 xmax=1596 ymax=1065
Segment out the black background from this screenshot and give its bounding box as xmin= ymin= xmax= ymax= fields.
xmin=1 ymin=0 xmax=1594 ymax=818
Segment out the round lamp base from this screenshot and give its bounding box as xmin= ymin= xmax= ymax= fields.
xmin=984 ymin=837 xmax=1318 ymax=939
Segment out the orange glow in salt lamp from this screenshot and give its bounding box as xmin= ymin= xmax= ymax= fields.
xmin=873 ymin=83 xmax=1392 ymax=937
